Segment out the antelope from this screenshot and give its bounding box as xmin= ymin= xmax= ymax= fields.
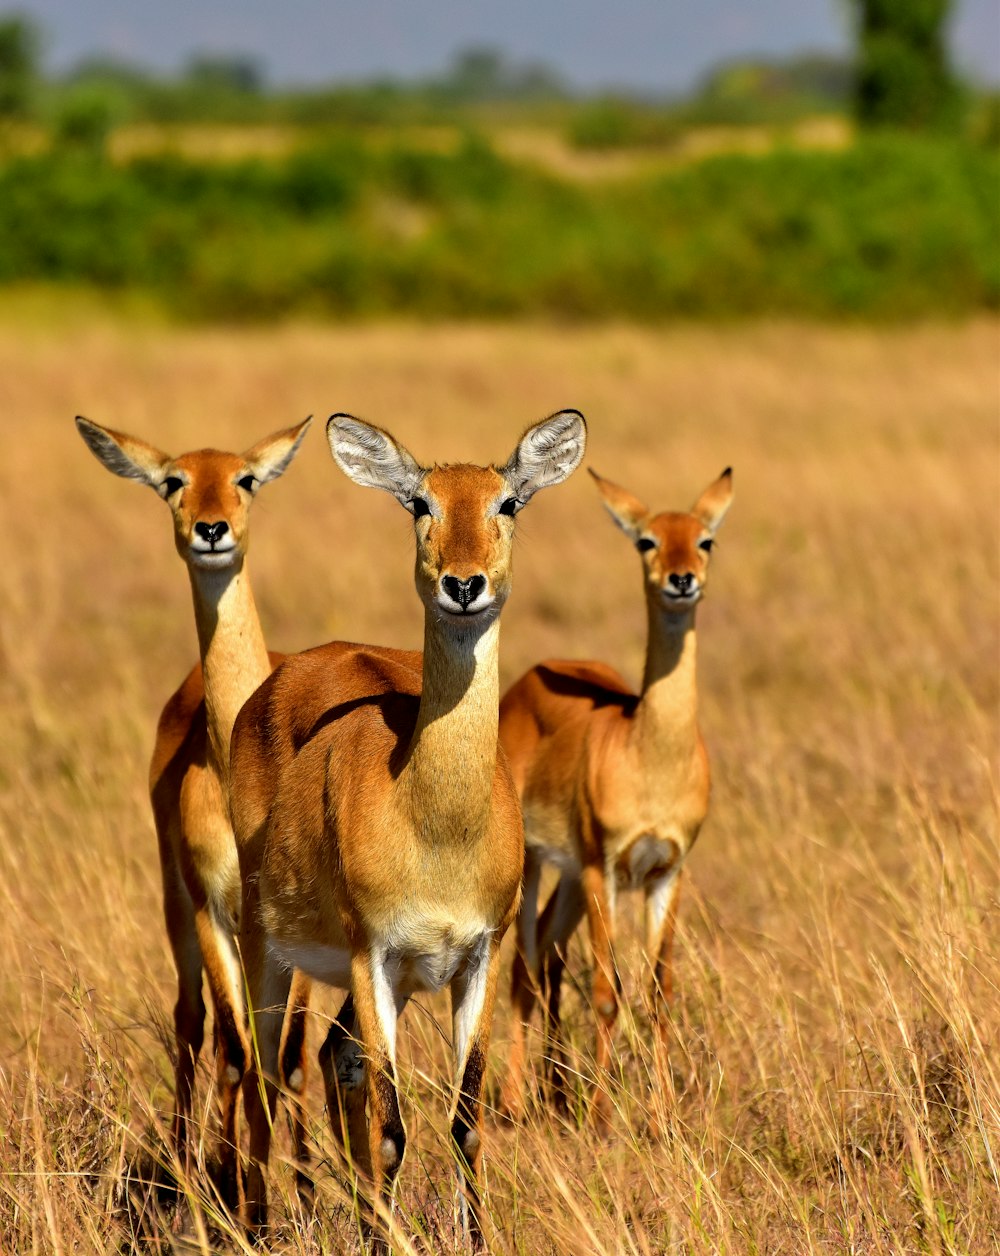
xmin=75 ymin=416 xmax=313 ymax=1206
xmin=498 ymin=466 xmax=733 ymax=1125
xmin=228 ymin=409 xmax=586 ymax=1245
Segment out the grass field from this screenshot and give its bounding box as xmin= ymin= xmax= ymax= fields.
xmin=0 ymin=317 xmax=997 ymax=1253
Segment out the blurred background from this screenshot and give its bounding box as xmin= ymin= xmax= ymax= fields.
xmin=0 ymin=0 xmax=996 ymax=322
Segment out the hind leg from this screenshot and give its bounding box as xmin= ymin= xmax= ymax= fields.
xmin=500 ymin=850 xmax=543 ymax=1120
xmin=318 ymin=993 xmax=372 ymax=1186
xmin=281 ymin=970 xmax=314 ymax=1209
xmin=193 ymin=900 xmax=248 ymax=1212
xmin=162 ymin=863 xmax=205 ymax=1180
xmin=537 ymin=876 xmax=584 ymax=1113
xmin=241 ymin=922 xmax=292 ymax=1236
xmin=581 ymin=864 xmax=620 ymax=1129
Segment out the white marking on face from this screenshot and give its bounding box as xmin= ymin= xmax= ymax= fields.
xmin=188 ymin=545 xmax=239 ymax=571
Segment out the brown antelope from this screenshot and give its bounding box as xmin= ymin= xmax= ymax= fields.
xmin=228 ymin=409 xmax=586 ymax=1245
xmin=75 ymin=416 xmax=312 ymax=1206
xmin=498 ymin=466 xmax=733 ymax=1125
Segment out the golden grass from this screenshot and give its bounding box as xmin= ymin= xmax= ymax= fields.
xmin=0 ymin=318 xmax=997 ymax=1253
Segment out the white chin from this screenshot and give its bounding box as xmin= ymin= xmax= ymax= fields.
xmin=436 ymin=598 xmax=496 ymax=619
xmin=190 ymin=550 xmax=237 ymax=570
xmin=663 ymin=592 xmax=700 ymax=609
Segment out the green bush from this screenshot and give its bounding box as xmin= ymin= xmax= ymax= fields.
xmin=568 ymin=99 xmax=681 ymax=150
xmin=0 ymin=133 xmax=994 ymax=320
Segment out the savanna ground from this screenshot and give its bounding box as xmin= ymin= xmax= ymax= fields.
xmin=0 ymin=314 xmax=997 ymax=1254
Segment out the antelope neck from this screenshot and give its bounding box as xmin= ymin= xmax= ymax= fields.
xmin=189 ymin=561 xmax=271 ymax=776
xmin=634 ymin=602 xmax=700 ymax=759
xmin=400 ymin=611 xmax=501 ymax=845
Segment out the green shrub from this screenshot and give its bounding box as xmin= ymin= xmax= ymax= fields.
xmin=0 ymin=133 xmax=994 ymax=320
xmin=568 ymin=99 xmax=681 ymax=150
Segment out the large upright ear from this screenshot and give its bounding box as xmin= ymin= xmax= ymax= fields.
xmin=326 ymin=414 xmax=425 ymax=507
xmin=691 ymin=467 xmax=733 ymax=534
xmin=503 ymin=409 xmax=587 ymax=503
xmin=589 ymin=469 xmax=650 ymax=542
xmin=75 ymin=416 xmax=170 ymax=488
xmin=242 ymin=416 xmax=312 ymax=486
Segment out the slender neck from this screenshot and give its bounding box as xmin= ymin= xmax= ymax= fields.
xmin=400 ymin=610 xmax=501 ymax=845
xmin=634 ymin=600 xmax=700 ymax=759
xmin=188 ymin=560 xmax=271 ymax=777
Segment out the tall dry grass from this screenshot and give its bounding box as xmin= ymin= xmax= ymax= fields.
xmin=0 ymin=317 xmax=996 ymax=1253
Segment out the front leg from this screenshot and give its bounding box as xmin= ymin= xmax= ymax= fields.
xmin=280 ymin=969 xmax=314 ymax=1211
xmin=581 ymin=863 xmax=620 ymax=1129
xmin=193 ymin=899 xmax=247 ymax=1213
xmin=450 ymin=936 xmax=502 ymax=1250
xmin=500 ymin=850 xmax=542 ymax=1121
xmin=352 ymin=950 xmax=405 ymax=1256
xmin=646 ymin=866 xmax=682 ymax=1116
xmin=241 ymin=919 xmax=292 ymax=1235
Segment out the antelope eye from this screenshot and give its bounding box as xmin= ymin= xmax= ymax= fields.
xmin=636 ymin=537 xmax=656 ymax=553
xmin=410 ymin=497 xmax=431 ymax=518
xmin=498 ymin=497 xmax=520 ymax=516
xmin=162 ymin=476 xmax=184 ymax=498
xmin=237 ymin=475 xmax=257 ymax=492
xmin=698 ymin=537 xmax=714 ymax=552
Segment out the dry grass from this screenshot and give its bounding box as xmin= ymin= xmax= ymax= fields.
xmin=0 ymin=317 xmax=997 ymax=1254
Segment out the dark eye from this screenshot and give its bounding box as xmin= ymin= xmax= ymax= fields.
xmin=237 ymin=475 xmax=257 ymax=492
xmin=498 ymin=497 xmax=520 ymax=516
xmin=410 ymin=497 xmax=431 ymax=518
xmin=636 ymin=537 xmax=656 ymax=553
xmin=699 ymin=537 xmax=714 ymax=552
xmin=162 ymin=476 xmax=184 ymax=497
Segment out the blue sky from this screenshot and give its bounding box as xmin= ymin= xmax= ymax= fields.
xmin=16 ymin=0 xmax=1000 ymax=91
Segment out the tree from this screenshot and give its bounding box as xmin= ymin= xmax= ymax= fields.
xmin=853 ymin=0 xmax=961 ymax=130
xmin=0 ymin=15 xmax=39 ymax=118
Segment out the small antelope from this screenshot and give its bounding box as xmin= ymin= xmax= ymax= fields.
xmin=498 ymin=466 xmax=733 ymax=1124
xmin=75 ymin=416 xmax=312 ymax=1204
xmin=229 ymin=410 xmax=586 ymax=1244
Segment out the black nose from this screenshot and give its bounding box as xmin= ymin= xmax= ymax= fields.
xmin=669 ymin=572 xmax=695 ymax=593
xmin=442 ymin=574 xmax=486 ymax=610
xmin=195 ymin=521 xmax=229 ymax=545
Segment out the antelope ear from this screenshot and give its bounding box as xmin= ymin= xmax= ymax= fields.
xmin=243 ymin=416 xmax=312 ymax=485
xmin=326 ymin=414 xmax=425 ymax=506
xmin=75 ymin=416 xmax=171 ymax=489
xmin=692 ymin=467 xmax=733 ymax=534
xmin=589 ymin=469 xmax=650 ymax=542
xmin=503 ymin=409 xmax=587 ymax=503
